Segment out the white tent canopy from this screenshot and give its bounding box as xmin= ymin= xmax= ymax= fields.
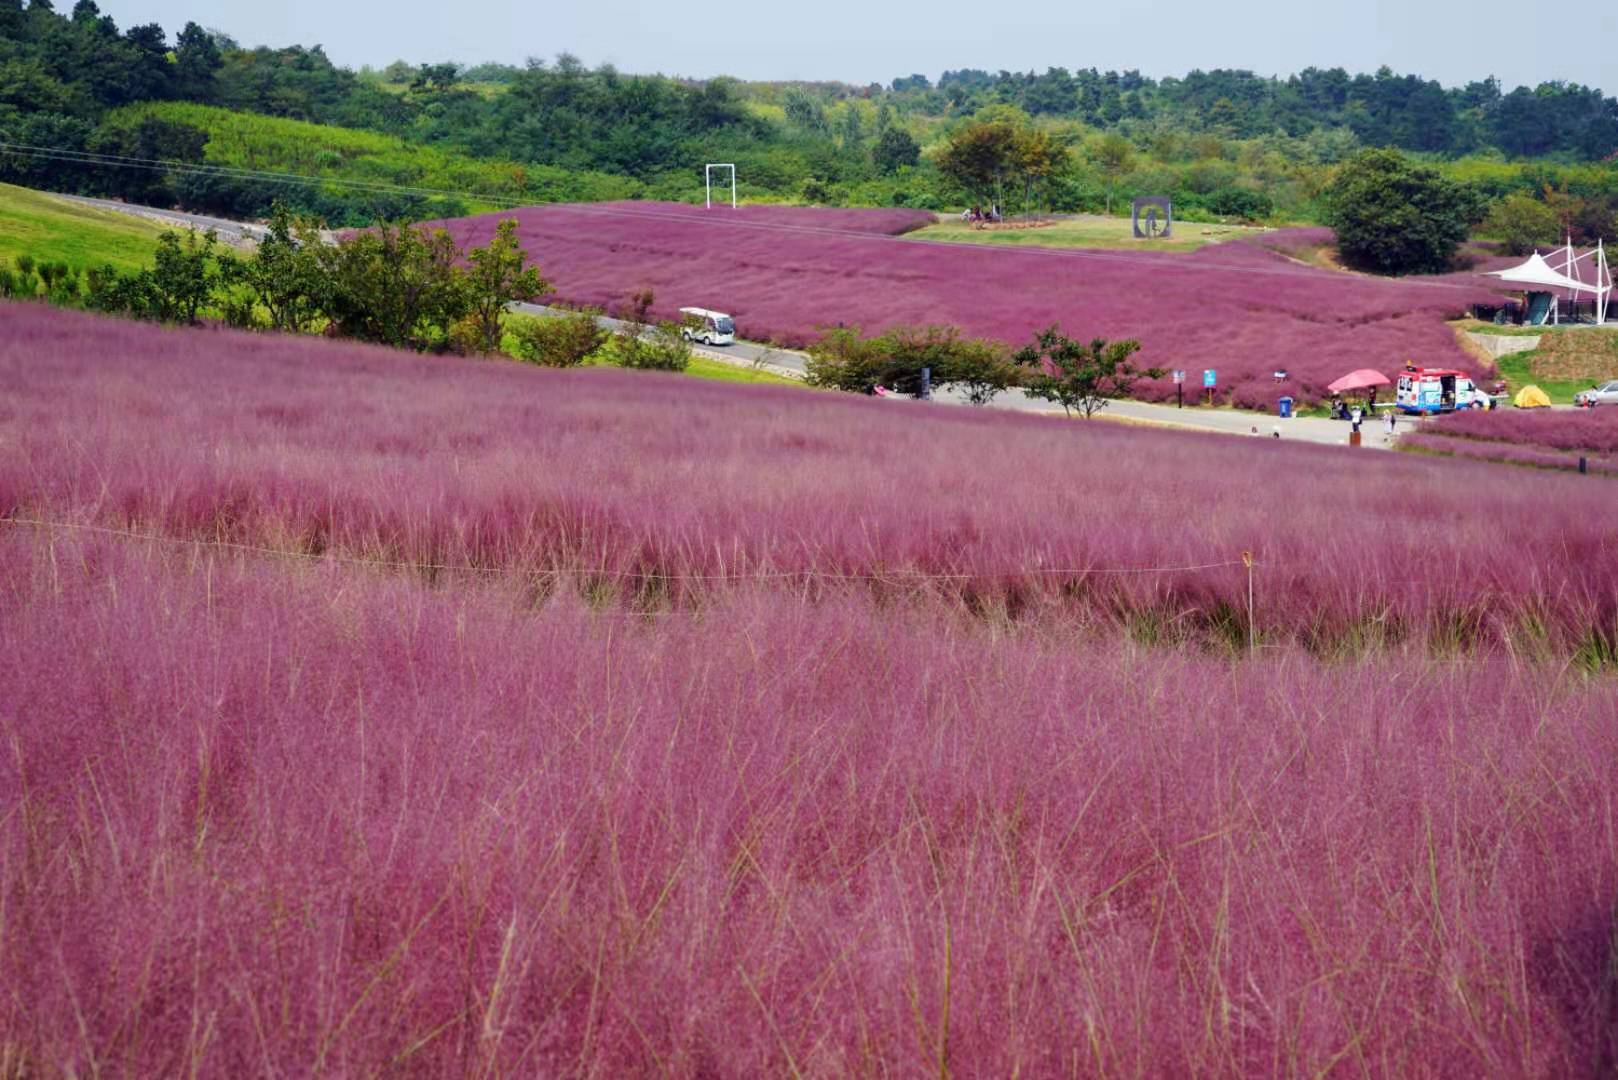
xmin=1486 ymin=240 xmax=1611 ymax=325
xmin=1487 ymin=251 xmax=1588 ymax=291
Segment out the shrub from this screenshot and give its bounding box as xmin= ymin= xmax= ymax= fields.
xmin=1483 ymin=192 xmax=1561 ymax=255
xmin=507 ymin=310 xmax=609 ymax=368
xmin=1205 ymin=186 xmax=1274 ymax=221
xmin=806 ymin=324 xmax=1015 ymax=402
xmin=609 ymin=289 xmax=692 ymax=372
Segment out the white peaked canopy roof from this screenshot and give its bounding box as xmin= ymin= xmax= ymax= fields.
xmin=1485 ymin=240 xmax=1611 ymax=325
xmin=1487 ymin=251 xmax=1592 ymax=292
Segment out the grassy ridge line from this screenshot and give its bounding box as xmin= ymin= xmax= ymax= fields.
xmin=0 ymin=181 xmax=172 ymax=273
xmin=106 ymin=102 xmax=641 ymax=213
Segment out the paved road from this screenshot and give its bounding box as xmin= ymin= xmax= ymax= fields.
xmin=514 ymin=305 xmax=1395 ymax=448
xmin=53 ymin=193 xmax=272 ymax=246
xmin=511 ymin=303 xmax=810 ymax=378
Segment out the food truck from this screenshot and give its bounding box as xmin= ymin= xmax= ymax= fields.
xmin=1395 ymin=367 xmax=1487 ymax=414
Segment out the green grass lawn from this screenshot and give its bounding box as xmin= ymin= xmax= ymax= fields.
xmin=1459 ymin=320 xmax=1618 ymax=404
xmin=909 ymin=213 xmax=1262 ymax=253
xmin=0 ymin=182 xmax=172 ymax=273
xmin=683 ymin=355 xmax=804 ymax=386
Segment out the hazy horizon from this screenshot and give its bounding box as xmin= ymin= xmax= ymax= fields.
xmin=91 ymin=0 xmax=1618 ymax=94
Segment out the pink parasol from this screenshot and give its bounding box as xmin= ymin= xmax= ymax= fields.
xmin=1326 ymin=369 xmax=1392 ymax=394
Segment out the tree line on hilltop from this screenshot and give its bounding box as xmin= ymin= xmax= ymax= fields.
xmin=1 ymin=0 xmax=1616 ymax=256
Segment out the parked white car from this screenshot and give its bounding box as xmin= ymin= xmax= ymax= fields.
xmin=1574 ymin=380 xmax=1618 ymax=407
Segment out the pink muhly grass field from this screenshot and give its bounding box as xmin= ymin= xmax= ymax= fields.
xmin=5 ymin=302 xmax=1618 ymax=1073
xmin=1400 ymin=432 xmax=1618 ymax=476
xmin=430 ymin=202 xmax=1503 ymax=407
xmin=5 ymin=533 xmax=1618 ymax=1076
xmin=1424 ymin=407 xmax=1618 ymax=457
xmin=5 ymin=303 xmax=1617 ymax=654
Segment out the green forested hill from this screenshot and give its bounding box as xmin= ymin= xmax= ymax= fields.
xmin=93 ymin=103 xmax=639 ymax=223
xmin=2 ymin=0 xmax=1616 ymax=233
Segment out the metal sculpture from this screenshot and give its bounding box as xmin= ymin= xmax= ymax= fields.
xmin=1132 ymin=196 xmax=1173 ymax=239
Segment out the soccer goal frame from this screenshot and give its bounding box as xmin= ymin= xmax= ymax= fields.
xmin=705 ymin=163 xmax=736 ymax=209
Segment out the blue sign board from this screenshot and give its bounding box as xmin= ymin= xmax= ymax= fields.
xmin=1203 ymin=369 xmax=1217 ymax=388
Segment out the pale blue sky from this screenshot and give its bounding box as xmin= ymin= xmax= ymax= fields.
xmin=96 ymin=0 xmax=1616 ymax=91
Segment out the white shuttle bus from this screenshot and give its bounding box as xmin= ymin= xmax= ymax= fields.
xmin=679 ymin=308 xmax=735 ymax=346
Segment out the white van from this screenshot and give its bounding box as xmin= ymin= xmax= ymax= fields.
xmin=679 ymin=308 xmax=735 ymax=346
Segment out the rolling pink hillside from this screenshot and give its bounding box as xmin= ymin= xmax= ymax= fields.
xmin=433 ymin=202 xmax=1506 ymax=407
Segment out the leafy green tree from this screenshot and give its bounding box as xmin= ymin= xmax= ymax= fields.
xmin=937 ymin=120 xmax=1021 ymax=209
xmin=873 ymin=127 xmax=920 ymax=175
xmin=173 ymin=22 xmax=223 ymax=101
xmin=313 ymin=223 xmax=468 ymax=350
xmin=148 ymin=228 xmax=222 ymax=324
xmin=1014 ymin=128 xmax=1071 ymax=214
xmin=943 ymin=339 xmax=1020 ymax=405
xmin=1323 ymin=149 xmax=1474 ymax=275
xmin=783 ymin=88 xmax=829 ymax=135
xmin=1089 ymin=132 xmax=1134 ymax=216
xmin=805 ymin=324 xmax=1013 ymax=401
xmin=217 ymin=203 xmax=328 ymax=332
xmin=1570 ymin=195 xmax=1618 ymax=246
xmin=1014 ymin=326 xmax=1157 ymax=418
xmin=84 ymin=262 xmax=156 ymax=317
xmin=84 ymin=229 xmax=222 ymax=323
xmin=837 ymin=105 xmax=864 ymax=153
xmin=87 ymin=117 xmax=209 ymax=206
xmin=461 ymin=218 xmax=550 ymax=355
xmin=411 ymin=63 xmax=462 ymax=94
xmin=1206 ymin=186 xmax=1274 ymax=222
xmin=507 ymin=309 xmax=608 ymax=367
xmin=805 ymin=326 xmax=891 ymax=394
xmin=1483 ymin=192 xmax=1560 ymax=255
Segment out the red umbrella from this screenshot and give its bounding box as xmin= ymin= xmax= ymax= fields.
xmin=1327 ymin=369 xmax=1392 ymax=394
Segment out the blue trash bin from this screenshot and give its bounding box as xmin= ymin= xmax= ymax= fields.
xmin=1278 ymin=396 xmax=1294 ymax=419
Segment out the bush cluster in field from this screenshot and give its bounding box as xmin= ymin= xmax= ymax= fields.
xmin=430 ymin=202 xmax=1504 ymax=407
xmin=506 ymin=292 xmax=692 ymax=373
xmin=37 ymin=209 xmax=551 ymax=357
